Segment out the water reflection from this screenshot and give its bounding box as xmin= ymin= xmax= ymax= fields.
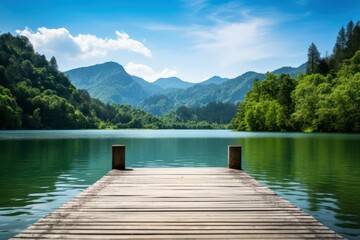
xmin=0 ymin=130 xmax=359 ymax=239
xmin=240 ymin=136 xmax=360 ymax=239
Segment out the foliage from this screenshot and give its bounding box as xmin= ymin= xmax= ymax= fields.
xmin=160 ymin=102 xmax=236 ymax=129
xmin=304 ymin=21 xmax=360 ymax=76
xmin=232 ymin=74 xmax=296 ymax=131
xmin=153 ymin=102 xmax=235 ymax=129
xmin=0 ymin=33 xmax=232 ymax=129
xmin=307 ymin=43 xmax=321 ymax=74
xmin=233 ymin=22 xmax=360 ymax=133
xmin=0 ymin=86 xmax=22 ymax=129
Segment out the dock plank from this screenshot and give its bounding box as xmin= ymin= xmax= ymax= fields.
xmin=12 ymin=168 xmax=342 ymax=239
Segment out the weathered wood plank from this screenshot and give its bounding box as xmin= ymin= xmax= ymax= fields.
xmin=29 ymin=225 xmax=331 ymax=230
xmin=12 ymin=233 xmax=340 ymax=239
xmin=21 ymin=229 xmax=338 ymax=235
xmin=12 ymin=168 xmax=342 ymax=239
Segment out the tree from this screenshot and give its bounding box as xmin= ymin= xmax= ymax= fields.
xmin=49 ymin=56 xmax=58 ymax=71
xmin=307 ymin=43 xmax=321 ymax=74
xmin=176 ymin=106 xmax=193 ymax=121
xmin=335 ymin=27 xmax=347 ymax=51
xmin=0 ymin=86 xmax=22 ymax=129
xmin=346 ymin=21 xmax=354 ymax=58
xmin=291 ymin=74 xmax=326 ymax=131
xmin=318 ymin=58 xmax=330 ymax=75
xmin=277 ymin=74 xmax=296 ymax=111
xmin=333 ymin=27 xmax=347 ymax=68
xmin=347 ymin=23 xmax=360 ymax=58
xmin=232 ymin=74 xmax=297 ymax=131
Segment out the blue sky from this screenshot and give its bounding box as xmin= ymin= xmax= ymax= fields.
xmin=1 ymin=0 xmax=359 ymax=82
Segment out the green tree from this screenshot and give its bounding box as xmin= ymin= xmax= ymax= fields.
xmin=49 ymin=56 xmax=58 ymax=71
xmin=347 ymin=23 xmax=360 ymax=58
xmin=0 ymin=86 xmax=22 ymax=129
xmin=291 ymin=74 xmax=327 ymax=131
xmin=332 ymin=27 xmax=347 ymax=69
xmin=232 ymin=74 xmax=296 ymax=131
xmin=345 ymin=20 xmax=355 ymax=57
xmin=24 ymin=108 xmax=42 ymax=129
xmin=176 ymin=106 xmax=193 ymax=121
xmin=317 ymin=58 xmax=330 ymax=75
xmin=307 ymin=43 xmax=321 ymax=74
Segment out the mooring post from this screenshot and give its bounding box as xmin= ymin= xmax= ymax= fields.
xmin=112 ymin=144 xmax=125 ymax=170
xmin=228 ymin=145 xmax=242 ymax=170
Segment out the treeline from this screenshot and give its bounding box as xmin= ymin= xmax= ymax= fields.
xmin=232 ymin=20 xmax=360 ymax=133
xmin=162 ymin=102 xmax=236 ymax=129
xmin=0 ymin=33 xmax=232 ymax=130
xmin=307 ymin=20 xmax=360 ymax=75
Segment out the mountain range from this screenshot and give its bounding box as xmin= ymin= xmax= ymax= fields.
xmin=153 ymin=77 xmax=194 ymax=89
xmin=65 ymin=62 xmax=306 ymax=115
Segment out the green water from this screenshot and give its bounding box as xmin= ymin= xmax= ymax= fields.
xmin=0 ymin=130 xmax=359 ymax=239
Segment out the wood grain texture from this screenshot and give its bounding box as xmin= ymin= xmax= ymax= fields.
xmin=12 ymin=168 xmax=342 ymax=239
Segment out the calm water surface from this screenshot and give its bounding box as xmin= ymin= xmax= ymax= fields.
xmin=0 ymin=130 xmax=359 ymax=239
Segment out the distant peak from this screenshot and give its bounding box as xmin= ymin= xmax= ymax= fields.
xmin=99 ymin=61 xmax=123 ymax=68
xmin=208 ymin=75 xmax=221 ymax=79
xmin=103 ymin=61 xmax=120 ymax=65
xmin=200 ymin=75 xmax=229 ymax=85
xmin=65 ymin=61 xmax=124 ymax=72
xmin=157 ymin=76 xmax=181 ymax=81
xmin=153 ymin=76 xmax=193 ymax=89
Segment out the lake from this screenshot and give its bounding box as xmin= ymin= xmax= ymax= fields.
xmin=0 ymin=130 xmax=359 ymax=239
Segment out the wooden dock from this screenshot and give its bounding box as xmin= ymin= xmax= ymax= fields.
xmin=13 ymin=145 xmax=342 ymax=239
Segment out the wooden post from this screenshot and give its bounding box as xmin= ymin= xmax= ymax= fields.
xmin=228 ymin=145 xmax=242 ymax=170
xmin=112 ymin=144 xmax=125 ymax=170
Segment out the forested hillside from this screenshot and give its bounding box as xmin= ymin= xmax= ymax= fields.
xmin=232 ymin=21 xmax=360 ymax=133
xmin=0 ymin=33 xmax=232 ymax=129
xmin=65 ymin=62 xmax=156 ymax=105
xmin=0 ymin=34 xmax=165 ymax=129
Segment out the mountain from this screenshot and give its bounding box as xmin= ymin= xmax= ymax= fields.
xmin=153 ymin=77 xmax=194 ymax=89
xmin=219 ymin=71 xmax=266 ymax=103
xmin=65 ymin=61 xmax=306 ymax=115
xmin=271 ymin=63 xmax=306 ymax=77
xmin=65 ymin=62 xmax=149 ymax=105
xmin=200 ymin=76 xmax=229 ymax=85
xmin=175 ymin=72 xmax=265 ymax=106
xmin=140 ymin=71 xmax=266 ymax=115
xmin=131 ymin=75 xmax=163 ymax=95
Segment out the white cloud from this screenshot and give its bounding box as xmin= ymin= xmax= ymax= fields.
xmin=16 ymin=27 xmax=81 ymax=57
xmin=16 ymin=27 xmax=152 ymax=61
xmin=146 ymin=4 xmax=285 ymax=71
xmin=186 ymin=0 xmax=208 ymax=12
xmin=191 ymin=17 xmax=280 ymax=66
xmin=125 ymin=62 xmax=177 ymax=82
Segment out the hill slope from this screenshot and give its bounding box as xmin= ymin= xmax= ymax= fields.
xmin=131 ymin=75 xmax=163 ymax=95
xmin=200 ymin=76 xmax=229 ymax=85
xmin=66 ymin=62 xmax=151 ymax=105
xmin=272 ymin=63 xmax=306 ymax=77
xmin=0 ymin=34 xmax=163 ymax=129
xmin=153 ymin=77 xmax=194 ymax=89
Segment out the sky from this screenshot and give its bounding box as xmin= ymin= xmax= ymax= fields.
xmin=1 ymin=0 xmax=359 ymax=83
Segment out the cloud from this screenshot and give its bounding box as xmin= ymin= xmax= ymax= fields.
xmin=148 ymin=3 xmax=287 ymax=70
xmin=16 ymin=27 xmax=152 ymax=60
xmin=191 ymin=16 xmax=279 ymax=66
xmin=186 ymin=0 xmax=208 ymax=12
xmin=125 ymin=62 xmax=177 ymax=82
xmin=16 ymin=27 xmax=81 ymax=56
